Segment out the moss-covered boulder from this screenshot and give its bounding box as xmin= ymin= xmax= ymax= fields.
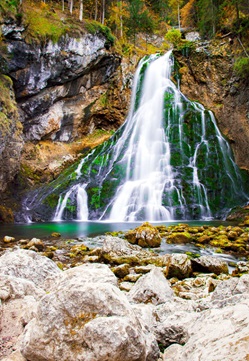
xmin=125 ymin=222 xmax=161 ymax=248
xmin=166 ymin=232 xmax=192 ymax=244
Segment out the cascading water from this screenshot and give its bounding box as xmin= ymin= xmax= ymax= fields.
xmin=20 ymin=51 xmax=249 ymax=222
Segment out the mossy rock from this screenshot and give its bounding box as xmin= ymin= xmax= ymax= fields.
xmin=166 ymin=231 xmax=192 ymax=244
xmin=125 ymin=222 xmax=161 ymax=248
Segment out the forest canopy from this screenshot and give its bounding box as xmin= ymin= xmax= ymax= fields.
xmin=1 ymin=0 xmax=248 ymax=41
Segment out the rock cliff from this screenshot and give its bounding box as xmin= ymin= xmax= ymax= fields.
xmin=174 ymin=39 xmax=249 ymax=172
xmin=0 ymin=19 xmax=134 ymax=208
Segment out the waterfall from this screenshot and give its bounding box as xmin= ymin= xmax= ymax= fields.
xmin=53 ymin=184 xmax=88 ymax=221
xmin=20 ymin=50 xmax=249 ymax=222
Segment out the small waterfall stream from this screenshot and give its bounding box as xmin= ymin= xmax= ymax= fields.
xmin=20 ymin=51 xmax=248 ymax=222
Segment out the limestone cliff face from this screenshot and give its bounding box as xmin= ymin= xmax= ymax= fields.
xmin=174 ymin=40 xmax=249 ymax=172
xmin=0 ymin=17 xmax=137 ymax=218
xmin=6 ymin=33 xmax=126 ymax=142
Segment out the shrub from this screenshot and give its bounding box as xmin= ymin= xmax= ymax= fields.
xmin=234 ymin=57 xmax=249 ymax=79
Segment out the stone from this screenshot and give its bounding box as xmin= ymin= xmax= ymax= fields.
xmin=21 ymin=276 xmax=159 ymax=361
xmin=112 ymin=264 xmax=130 ymax=278
xmin=3 ymin=236 xmax=15 ymax=243
xmin=153 ymin=321 xmax=189 ymax=350
xmin=0 ymin=249 xmax=62 ymax=288
xmin=50 ymin=262 xmax=118 ymax=291
xmin=166 ymin=232 xmax=192 ymax=244
xmin=100 ymin=236 xmax=160 ymax=266
xmin=25 ymin=238 xmax=45 ymax=251
xmin=191 ymin=255 xmax=229 ymax=275
xmin=163 ymin=253 xmax=192 ymax=280
xmin=125 ymin=222 xmax=161 ymax=248
xmin=234 ymin=261 xmax=249 ymax=274
xmin=172 ymin=276 xmax=219 ymax=300
xmin=119 ymin=281 xmax=134 ymax=292
xmin=0 ymin=274 xmax=44 ymax=301
xmin=163 ymin=298 xmax=249 ymax=361
xmin=0 ymin=293 xmax=40 ymax=360
xmin=1 ymin=350 xmax=26 ymax=361
xmin=210 ymin=274 xmax=249 ymax=307
xmin=128 ymin=267 xmax=174 ymax=305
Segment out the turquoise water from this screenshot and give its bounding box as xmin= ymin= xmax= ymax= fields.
xmin=0 ymin=220 xmax=236 ymax=241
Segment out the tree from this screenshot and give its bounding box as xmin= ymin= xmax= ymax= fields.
xmin=108 ymin=1 xmax=128 ymax=38
xmin=168 ymin=0 xmax=184 ymax=28
xmin=125 ymin=0 xmax=152 ymax=44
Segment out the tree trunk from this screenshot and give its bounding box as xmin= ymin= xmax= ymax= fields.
xmin=120 ymin=0 xmax=123 ymax=38
xmin=62 ymin=0 xmax=64 ymax=11
xmin=70 ymin=0 xmax=73 ymax=14
xmin=178 ymin=2 xmax=181 ymax=30
xmin=95 ymin=0 xmax=98 ymax=20
xmin=102 ymin=0 xmax=105 ymax=24
xmin=79 ymin=0 xmax=83 ymax=21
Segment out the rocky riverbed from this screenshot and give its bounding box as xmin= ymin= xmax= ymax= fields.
xmin=1 ymin=222 xmax=249 ymax=360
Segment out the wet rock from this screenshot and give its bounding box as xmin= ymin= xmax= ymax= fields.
xmin=166 ymin=232 xmax=192 ymax=244
xmin=191 ymin=255 xmax=229 ymax=275
xmin=125 ymin=222 xmax=161 ymax=248
xmin=128 ymin=267 xmax=174 ymax=305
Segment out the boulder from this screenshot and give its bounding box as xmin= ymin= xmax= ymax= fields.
xmin=153 ymin=322 xmax=189 ymax=350
xmin=128 ymin=267 xmax=174 ymax=305
xmin=21 ymin=278 xmax=159 ymax=361
xmin=125 ymin=222 xmax=161 ymax=248
xmin=0 ymin=274 xmax=44 ymax=301
xmin=100 ymin=236 xmax=160 ymax=266
xmin=0 ymin=249 xmax=62 ymax=288
xmin=210 ymin=274 xmax=249 ymax=308
xmin=191 ymin=255 xmax=229 ymax=275
xmin=163 ymin=253 xmax=192 ymax=280
xmin=163 ymin=298 xmax=249 ymax=361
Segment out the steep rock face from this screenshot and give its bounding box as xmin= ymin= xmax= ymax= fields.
xmin=6 ymin=33 xmax=125 ymax=142
xmin=0 ymin=75 xmax=23 ymax=192
xmin=174 ymin=39 xmax=249 ymax=171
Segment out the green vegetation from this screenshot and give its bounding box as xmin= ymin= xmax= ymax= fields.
xmin=0 ymin=0 xmax=248 ymax=60
xmin=234 ymin=57 xmax=249 ymax=79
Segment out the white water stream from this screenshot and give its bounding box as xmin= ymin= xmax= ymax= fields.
xmin=49 ymin=50 xmax=247 ymax=222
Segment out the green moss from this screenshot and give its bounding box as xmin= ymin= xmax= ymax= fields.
xmin=43 ymin=193 xmax=60 ymax=208
xmin=24 ymin=7 xmax=68 ymax=43
xmin=84 ymin=20 xmax=115 ymax=47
